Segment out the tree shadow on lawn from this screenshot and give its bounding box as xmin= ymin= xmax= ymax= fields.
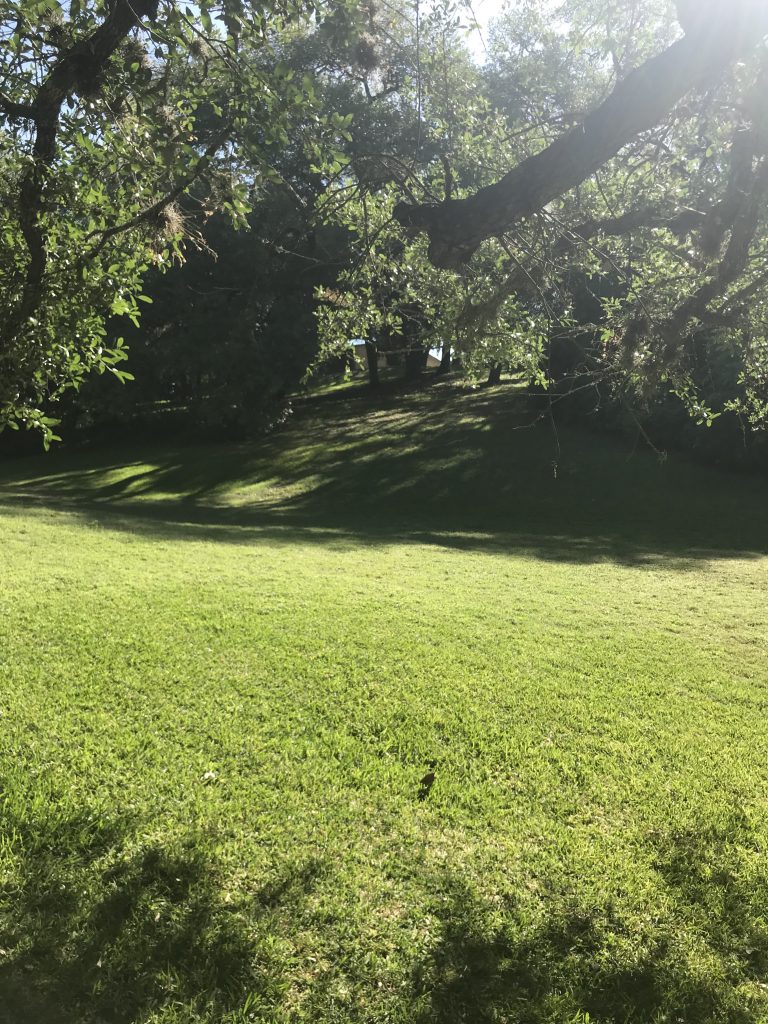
xmin=0 ymin=799 xmax=324 ymax=1024
xmin=414 ymin=813 xmax=768 ymax=1023
xmin=1 ymin=387 xmax=767 ymax=567
xmin=2 ymin=793 xmax=767 ymax=1022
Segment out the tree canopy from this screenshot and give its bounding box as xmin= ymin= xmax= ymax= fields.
xmin=0 ymin=0 xmax=348 ymax=440
xmin=3 ymin=0 xmax=768 ymax=443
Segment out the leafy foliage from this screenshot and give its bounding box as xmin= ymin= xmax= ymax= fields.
xmin=0 ymin=0 xmax=347 ymax=441
xmin=4 ymin=0 xmax=768 ymax=445
xmin=319 ymin=0 xmax=768 ymax=435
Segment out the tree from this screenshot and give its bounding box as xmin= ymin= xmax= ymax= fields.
xmin=0 ymin=0 xmax=346 ymax=442
xmin=315 ymin=0 xmax=550 ymax=386
xmin=49 ymin=1 xmax=417 ymax=431
xmin=68 ymin=203 xmax=349 ymax=437
xmin=393 ymin=1 xmax=768 ymax=268
xmin=316 ymin=0 xmax=768 ymax=435
xmin=5 ymin=0 xmax=768 ymax=444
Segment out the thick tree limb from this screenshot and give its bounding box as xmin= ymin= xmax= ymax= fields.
xmin=716 ymin=268 xmax=768 ymax=315
xmin=394 ymin=2 xmax=768 ymax=268
xmin=569 ymin=205 xmax=708 ymax=245
xmin=569 ymin=117 xmax=761 ymax=248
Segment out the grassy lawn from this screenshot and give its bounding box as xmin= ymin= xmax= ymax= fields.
xmin=1 ymin=383 xmax=768 ymax=1024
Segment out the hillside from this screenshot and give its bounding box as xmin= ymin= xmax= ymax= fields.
xmin=3 ymin=382 xmax=767 ymax=558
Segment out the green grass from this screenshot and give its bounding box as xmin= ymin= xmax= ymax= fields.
xmin=1 ymin=382 xmax=768 ymax=1024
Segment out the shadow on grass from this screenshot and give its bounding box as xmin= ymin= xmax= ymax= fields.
xmin=0 ymin=798 xmax=323 ymax=1024
xmin=1 ymin=386 xmax=767 ymax=566
xmin=2 ymin=789 xmax=767 ymax=1022
xmin=414 ymin=813 xmax=768 ymax=1023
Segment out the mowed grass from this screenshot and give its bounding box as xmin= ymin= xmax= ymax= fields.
xmin=1 ymin=383 xmax=768 ymax=1024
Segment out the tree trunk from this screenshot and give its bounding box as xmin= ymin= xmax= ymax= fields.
xmin=404 ymin=348 xmax=428 ymax=380
xmin=439 ymin=343 xmax=452 ymax=373
xmin=487 ymin=364 xmax=502 ymax=386
xmin=364 ymin=341 xmax=379 ymax=389
xmin=1 ymin=0 xmax=163 ymax=350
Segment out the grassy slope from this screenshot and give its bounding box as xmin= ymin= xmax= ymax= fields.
xmin=1 ymin=383 xmax=768 ymax=1024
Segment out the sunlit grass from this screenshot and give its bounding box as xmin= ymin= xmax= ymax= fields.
xmin=1 ymin=384 xmax=768 ymax=1023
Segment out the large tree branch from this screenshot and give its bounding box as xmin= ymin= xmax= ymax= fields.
xmin=393 ymin=2 xmax=768 ymax=268
xmin=568 ymin=116 xmax=762 ymax=248
xmin=569 ymin=205 xmax=709 ymax=245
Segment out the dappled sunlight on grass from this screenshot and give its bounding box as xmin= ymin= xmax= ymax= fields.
xmin=2 ymin=383 xmax=768 ymax=565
